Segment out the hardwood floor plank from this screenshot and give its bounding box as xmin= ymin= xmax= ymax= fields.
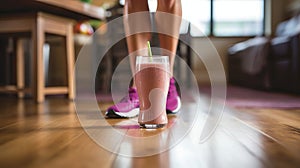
xmin=232 ymin=108 xmax=300 ymax=161
xmin=29 ymin=132 xmax=116 ymax=168
xmin=0 ymin=98 xmax=75 ymax=128
xmin=0 ymin=115 xmax=71 ymax=145
xmin=0 ymin=97 xmax=299 ymax=167
xmin=0 ymin=114 xmax=84 ymax=168
xmin=0 ymin=99 xmax=78 ymax=145
xmin=112 ymin=115 xmax=264 ymax=168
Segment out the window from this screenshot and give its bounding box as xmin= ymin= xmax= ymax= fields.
xmin=182 ymin=0 xmax=211 ymax=36
xmin=182 ymin=0 xmax=265 ymax=37
xmin=213 ymin=0 xmax=264 ymax=36
xmin=120 ymin=0 xmax=265 ymax=37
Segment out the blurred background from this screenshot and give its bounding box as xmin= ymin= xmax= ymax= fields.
xmin=0 ymin=0 xmax=299 ymax=101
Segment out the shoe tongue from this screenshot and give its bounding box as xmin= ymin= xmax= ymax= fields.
xmin=128 ymin=87 xmax=137 ymax=93
xmin=168 ymin=78 xmax=177 ymax=94
xmin=128 ymin=87 xmax=138 ymax=100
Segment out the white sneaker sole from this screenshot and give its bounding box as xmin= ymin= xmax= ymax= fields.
xmin=107 ymin=96 xmax=181 ymax=117
xmin=114 ymin=108 xmax=139 ymax=118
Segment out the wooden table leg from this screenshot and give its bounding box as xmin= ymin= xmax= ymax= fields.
xmin=16 ymin=39 xmax=25 ymax=98
xmin=66 ymin=23 xmax=75 ymax=100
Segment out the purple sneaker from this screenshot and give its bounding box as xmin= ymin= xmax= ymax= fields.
xmin=105 ymin=87 xmax=139 ymax=118
xmin=166 ymin=77 xmax=181 ymax=114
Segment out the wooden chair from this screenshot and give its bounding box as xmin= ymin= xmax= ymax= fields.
xmin=0 ymin=12 xmax=75 ymax=103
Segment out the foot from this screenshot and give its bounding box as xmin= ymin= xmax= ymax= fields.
xmin=166 ymin=77 xmax=181 ymax=114
xmin=105 ymin=78 xmax=181 ymax=118
xmin=105 ymin=87 xmax=139 ymax=118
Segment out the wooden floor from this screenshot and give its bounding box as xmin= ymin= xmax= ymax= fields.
xmin=0 ymin=96 xmax=299 ymax=168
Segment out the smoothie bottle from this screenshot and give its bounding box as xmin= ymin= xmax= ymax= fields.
xmin=135 ymin=56 xmax=170 ymax=128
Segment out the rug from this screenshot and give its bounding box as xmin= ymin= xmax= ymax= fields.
xmin=200 ymin=85 xmax=300 ymax=109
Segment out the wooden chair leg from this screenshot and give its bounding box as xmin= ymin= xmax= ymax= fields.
xmin=16 ymin=39 xmax=25 ymax=98
xmin=32 ymin=18 xmax=45 ymax=103
xmin=66 ymin=24 xmax=75 ymax=100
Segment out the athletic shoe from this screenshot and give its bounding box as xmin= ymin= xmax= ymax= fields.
xmin=166 ymin=77 xmax=181 ymax=114
xmin=105 ymin=87 xmax=139 ymax=118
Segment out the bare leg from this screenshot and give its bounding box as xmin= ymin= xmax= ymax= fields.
xmin=156 ymin=0 xmax=182 ymax=76
xmin=123 ymin=0 xmax=151 ymax=88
